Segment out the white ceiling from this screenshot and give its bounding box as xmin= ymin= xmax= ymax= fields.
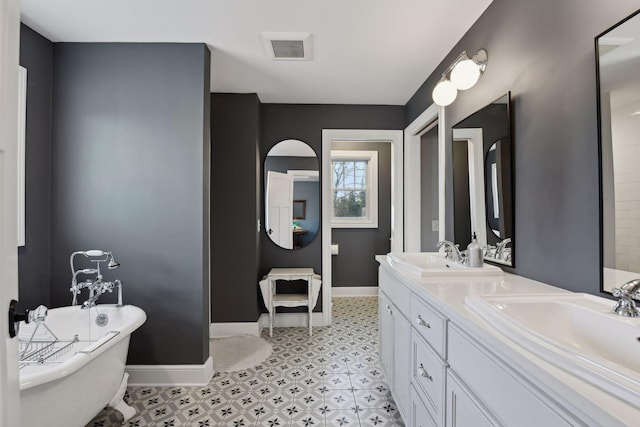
xmin=20 ymin=0 xmax=493 ymax=105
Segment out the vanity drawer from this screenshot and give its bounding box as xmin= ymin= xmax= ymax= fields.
xmin=379 ymin=268 xmax=411 ymax=315
xmin=411 ymin=331 xmax=447 ymax=426
xmin=411 ymin=295 xmax=448 ymax=358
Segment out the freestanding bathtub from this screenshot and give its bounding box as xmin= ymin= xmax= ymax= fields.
xmin=18 ymin=304 xmax=146 ymax=427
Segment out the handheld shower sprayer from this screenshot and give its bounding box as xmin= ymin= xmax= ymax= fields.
xmin=107 ymin=253 xmax=120 ymax=270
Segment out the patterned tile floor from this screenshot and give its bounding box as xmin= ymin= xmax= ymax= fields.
xmin=87 ymin=296 xmax=404 ymax=426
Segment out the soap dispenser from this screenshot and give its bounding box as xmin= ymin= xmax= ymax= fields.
xmin=467 ymin=233 xmax=483 ymax=268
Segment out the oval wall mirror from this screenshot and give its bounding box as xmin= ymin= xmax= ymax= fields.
xmin=484 ymin=138 xmax=511 ymax=239
xmin=265 ymin=139 xmax=319 ymax=250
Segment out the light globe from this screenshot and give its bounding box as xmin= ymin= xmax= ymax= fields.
xmin=432 ymin=80 xmax=457 ymax=106
xmin=450 ymin=58 xmax=480 ymax=90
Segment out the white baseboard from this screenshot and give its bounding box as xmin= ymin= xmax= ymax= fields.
xmin=258 ymin=312 xmax=327 ymax=329
xmin=126 ymin=356 xmax=214 ymax=386
xmin=332 ymin=286 xmax=378 ymax=296
xmin=210 ymin=321 xmax=260 ymax=338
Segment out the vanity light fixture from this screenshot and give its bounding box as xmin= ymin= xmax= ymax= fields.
xmin=432 ymin=49 xmax=488 ymax=106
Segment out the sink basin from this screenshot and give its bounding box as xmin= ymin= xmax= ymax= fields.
xmin=385 ymin=252 xmax=503 ymax=278
xmin=466 ymin=293 xmax=640 ymax=407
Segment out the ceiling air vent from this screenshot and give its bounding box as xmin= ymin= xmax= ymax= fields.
xmin=261 ymin=32 xmax=312 ymax=61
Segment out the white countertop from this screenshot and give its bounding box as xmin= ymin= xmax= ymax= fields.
xmin=376 ymin=255 xmax=639 ymax=427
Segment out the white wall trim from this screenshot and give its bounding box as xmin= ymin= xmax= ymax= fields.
xmin=404 ymin=103 xmax=446 ymax=251
xmin=210 ymin=322 xmax=260 ymax=338
xmin=331 ymin=286 xmax=378 ymax=296
xmin=322 ymin=129 xmax=403 ymax=328
xmin=126 ymin=356 xmax=214 ymax=386
xmin=258 ymin=312 xmax=326 ymax=329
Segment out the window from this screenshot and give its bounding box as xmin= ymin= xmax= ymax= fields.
xmin=331 ymin=150 xmax=378 ymax=228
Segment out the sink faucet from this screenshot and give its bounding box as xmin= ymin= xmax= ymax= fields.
xmin=495 ymin=238 xmax=511 ymax=260
xmin=612 ymin=279 xmax=640 ymax=317
xmin=436 ymin=240 xmax=463 ymax=263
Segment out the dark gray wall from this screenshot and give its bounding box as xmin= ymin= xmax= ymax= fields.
xmin=331 ymin=141 xmax=391 ymax=287
xmin=211 ymin=93 xmax=261 ymax=323
xmin=260 ymin=104 xmax=404 ymax=303
xmin=420 ymin=127 xmax=439 ymax=251
xmin=405 ymin=0 xmax=640 ymax=294
xmin=50 ymin=43 xmax=211 ymax=365
xmin=18 ymin=25 xmax=53 ymax=310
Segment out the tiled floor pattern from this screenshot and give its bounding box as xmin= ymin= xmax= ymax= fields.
xmin=88 ymin=296 xmax=404 ymax=426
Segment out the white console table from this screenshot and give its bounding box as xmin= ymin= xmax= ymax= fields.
xmin=265 ymin=268 xmax=316 ymax=337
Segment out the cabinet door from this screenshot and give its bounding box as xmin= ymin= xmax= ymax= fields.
xmin=393 ymin=310 xmax=411 ymax=419
xmin=446 ymin=372 xmax=498 ymax=427
xmin=411 ymin=384 xmax=437 ymax=427
xmin=379 ymin=291 xmax=394 ymax=381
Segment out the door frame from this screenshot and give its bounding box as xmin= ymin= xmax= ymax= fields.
xmin=0 ymin=0 xmax=23 ymax=424
xmin=321 ymin=129 xmax=403 ymax=326
xmin=404 ymin=103 xmax=446 ymax=251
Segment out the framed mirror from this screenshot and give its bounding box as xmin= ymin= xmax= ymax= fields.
xmin=597 ymin=9 xmax=640 ymax=293
xmin=265 ymin=139 xmax=319 ymax=250
xmin=452 ymin=93 xmax=514 ymax=266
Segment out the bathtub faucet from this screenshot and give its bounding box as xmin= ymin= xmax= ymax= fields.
xmin=81 ymin=279 xmax=123 ymax=309
xmin=70 ymin=250 xmax=122 ymax=307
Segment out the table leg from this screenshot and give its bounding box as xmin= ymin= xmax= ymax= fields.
xmin=308 ymin=275 xmax=312 ymax=337
xmin=269 ymin=278 xmax=274 ymax=337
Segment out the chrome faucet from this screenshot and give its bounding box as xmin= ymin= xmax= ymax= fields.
xmin=82 ymin=279 xmax=123 ymax=309
xmin=70 ymin=250 xmax=123 ymax=308
xmin=612 ymin=279 xmax=640 ymax=317
xmin=436 ymin=240 xmax=463 ymax=263
xmin=495 ymin=238 xmax=511 ymax=260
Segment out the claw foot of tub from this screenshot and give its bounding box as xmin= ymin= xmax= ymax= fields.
xmin=112 ymin=398 xmax=136 ymax=422
xmin=109 ymin=372 xmax=136 ymax=422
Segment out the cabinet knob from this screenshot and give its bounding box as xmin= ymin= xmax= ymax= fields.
xmin=418 ymin=363 xmax=433 ymax=381
xmin=416 ymin=315 xmax=431 ymax=328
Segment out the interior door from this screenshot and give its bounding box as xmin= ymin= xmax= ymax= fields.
xmin=0 ymin=0 xmax=23 ymax=425
xmin=266 ymin=171 xmax=293 ymax=249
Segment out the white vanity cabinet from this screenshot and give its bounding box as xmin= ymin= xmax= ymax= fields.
xmin=378 ymin=268 xmax=411 ymax=420
xmin=377 ymin=264 xmax=599 ymax=427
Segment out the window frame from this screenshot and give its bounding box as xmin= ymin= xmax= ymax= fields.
xmin=330 ymin=150 xmax=378 ymax=228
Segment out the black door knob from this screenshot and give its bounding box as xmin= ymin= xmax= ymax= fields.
xmin=8 ymin=299 xmax=28 ymax=338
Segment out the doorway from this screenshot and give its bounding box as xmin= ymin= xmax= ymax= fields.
xmin=404 ymin=103 xmax=445 ymax=252
xmin=321 ymin=129 xmax=403 ymax=325
xmin=420 ymin=126 xmax=440 ymax=251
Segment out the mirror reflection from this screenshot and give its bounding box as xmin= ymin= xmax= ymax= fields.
xmin=265 ymin=139 xmax=319 ymax=250
xmin=452 ymin=93 xmax=514 ymax=266
xmin=598 ymin=10 xmax=640 ymax=293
